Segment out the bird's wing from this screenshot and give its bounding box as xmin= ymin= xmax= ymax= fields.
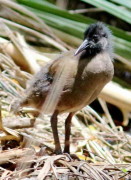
xmin=41 ymin=49 xmax=79 ymax=114
xmin=22 ymin=49 xmax=79 ymax=114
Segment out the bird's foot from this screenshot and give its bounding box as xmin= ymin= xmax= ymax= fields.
xmin=63 ymin=147 xmax=80 ymax=160
xmin=63 ymin=152 xmax=80 ymax=161
xmin=63 ymin=146 xmax=70 ymax=154
xmin=70 ymin=153 xmax=80 ymax=160
xmin=54 ymin=148 xmax=62 ymax=155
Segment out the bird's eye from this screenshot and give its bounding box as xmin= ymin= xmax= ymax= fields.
xmin=93 ymin=35 xmax=98 ymax=42
xmin=101 ymin=33 xmax=107 ymax=37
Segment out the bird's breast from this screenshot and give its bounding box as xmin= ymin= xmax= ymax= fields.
xmin=82 ymin=52 xmax=114 ymax=82
xmin=57 ymin=52 xmax=114 ymax=113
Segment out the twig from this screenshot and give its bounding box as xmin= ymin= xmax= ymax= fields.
xmin=69 ymin=8 xmax=103 ymax=14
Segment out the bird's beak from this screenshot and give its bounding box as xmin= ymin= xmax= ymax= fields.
xmin=74 ymin=39 xmax=89 ymax=56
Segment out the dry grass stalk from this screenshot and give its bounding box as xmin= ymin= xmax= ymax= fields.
xmin=0 ymin=0 xmax=71 ymax=50
xmin=0 ymin=3 xmax=130 ymax=179
xmin=0 ymin=17 xmax=66 ymax=51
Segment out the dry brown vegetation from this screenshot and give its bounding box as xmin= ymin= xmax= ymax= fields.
xmin=0 ymin=0 xmax=131 ymax=179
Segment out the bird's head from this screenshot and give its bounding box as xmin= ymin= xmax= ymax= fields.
xmin=75 ymin=22 xmax=112 ymax=56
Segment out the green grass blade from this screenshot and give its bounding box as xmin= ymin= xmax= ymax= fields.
xmin=17 ymin=0 xmax=131 ymax=42
xmin=17 ymin=0 xmax=95 ymax=24
xmin=16 ymin=0 xmax=131 ymax=60
xmin=27 ymin=6 xmax=131 ymax=61
xmin=110 ymin=0 xmax=131 ymax=9
xmin=81 ymin=0 xmax=131 ymax=24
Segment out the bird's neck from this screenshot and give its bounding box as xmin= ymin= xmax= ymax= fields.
xmin=80 ymin=48 xmax=102 ymax=59
xmin=80 ymin=48 xmax=112 ymax=60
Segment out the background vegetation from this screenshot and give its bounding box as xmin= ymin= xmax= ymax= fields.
xmin=0 ymin=0 xmax=130 ymax=179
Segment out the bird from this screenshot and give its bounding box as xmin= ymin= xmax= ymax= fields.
xmin=12 ymin=22 xmax=114 ymax=154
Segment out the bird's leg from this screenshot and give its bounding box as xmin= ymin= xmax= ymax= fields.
xmin=64 ymin=112 xmax=74 ymax=154
xmin=50 ymin=110 xmax=62 ymax=154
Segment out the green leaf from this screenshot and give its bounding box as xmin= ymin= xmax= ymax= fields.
xmin=16 ymin=0 xmax=131 ymax=61
xmin=17 ymin=0 xmax=131 ymax=42
xmin=30 ymin=7 xmax=131 ymax=61
xmin=110 ymin=0 xmax=131 ymax=9
xmin=81 ymin=0 xmax=131 ymax=24
xmin=17 ymin=0 xmax=95 ymax=24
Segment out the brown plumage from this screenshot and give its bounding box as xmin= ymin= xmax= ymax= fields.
xmin=13 ymin=22 xmax=114 ymax=154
